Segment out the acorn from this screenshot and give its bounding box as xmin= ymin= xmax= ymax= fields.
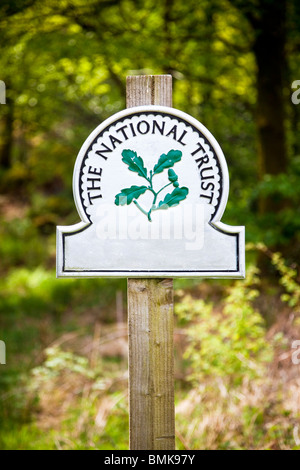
xmin=168 ymin=169 xmax=178 ymax=183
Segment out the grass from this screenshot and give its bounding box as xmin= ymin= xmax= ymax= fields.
xmin=0 ymin=263 xmax=299 ymax=450
xmin=0 ymin=261 xmax=128 ymax=450
xmin=0 ymin=208 xmax=300 ymax=450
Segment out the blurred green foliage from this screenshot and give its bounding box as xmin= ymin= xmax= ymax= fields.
xmin=0 ymin=0 xmax=300 ymax=451
xmin=174 ymin=250 xmax=300 ymax=450
xmin=176 ymin=267 xmax=273 ymax=385
xmin=0 ymin=248 xmax=298 ymax=450
xmin=0 ymin=0 xmax=299 ymax=249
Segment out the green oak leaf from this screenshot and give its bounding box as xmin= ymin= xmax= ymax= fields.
xmin=121 ymin=149 xmax=148 ymax=180
xmin=157 ymin=186 xmax=189 ymax=209
xmin=115 ymin=185 xmax=148 ymax=206
xmin=153 ymin=150 xmax=182 ymax=174
xmin=168 ymin=169 xmax=178 ymax=182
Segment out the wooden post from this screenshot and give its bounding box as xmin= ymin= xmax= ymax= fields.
xmin=127 ymin=75 xmax=175 ymax=450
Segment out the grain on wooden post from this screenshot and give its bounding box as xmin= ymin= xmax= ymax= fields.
xmin=126 ymin=75 xmax=173 ymax=108
xmin=127 ymin=75 xmax=175 ymax=450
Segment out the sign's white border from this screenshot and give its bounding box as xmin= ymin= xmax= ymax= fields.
xmin=57 ymin=105 xmax=245 ymax=279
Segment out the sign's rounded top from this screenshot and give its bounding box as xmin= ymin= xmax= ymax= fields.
xmin=73 ymin=105 xmax=229 ymax=226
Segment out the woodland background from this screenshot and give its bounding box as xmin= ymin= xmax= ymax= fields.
xmin=0 ymin=0 xmax=300 ymax=450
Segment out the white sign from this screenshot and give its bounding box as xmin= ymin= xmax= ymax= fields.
xmin=57 ymin=106 xmax=245 ymax=278
xmin=0 ymin=81 xmax=6 ymax=105
xmin=0 ymin=340 xmax=6 ymax=365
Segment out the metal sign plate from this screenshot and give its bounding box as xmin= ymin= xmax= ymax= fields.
xmin=57 ymin=106 xmax=245 ymax=278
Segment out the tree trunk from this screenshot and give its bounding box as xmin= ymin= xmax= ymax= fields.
xmin=253 ymin=0 xmax=288 ymax=213
xmin=0 ymin=95 xmax=14 ymax=170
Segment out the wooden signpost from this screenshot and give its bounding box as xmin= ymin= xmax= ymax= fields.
xmin=127 ymin=76 xmax=174 ymax=451
xmin=56 ymin=75 xmax=245 ymax=450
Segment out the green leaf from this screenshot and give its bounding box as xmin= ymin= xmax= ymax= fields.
xmin=168 ymin=169 xmax=178 ymax=182
xmin=115 ymin=185 xmax=148 ymax=206
xmin=153 ymin=150 xmax=182 ymax=174
xmin=121 ymin=149 xmax=148 ymax=180
xmin=157 ymin=186 xmax=189 ymax=209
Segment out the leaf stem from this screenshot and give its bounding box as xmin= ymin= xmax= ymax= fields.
xmin=147 ymin=187 xmax=156 ymax=196
xmin=156 ymin=182 xmax=173 ymax=196
xmin=146 ymin=182 xmax=174 ymax=221
xmin=133 ymin=200 xmax=149 ymax=218
xmin=132 ymin=172 xmax=176 ymax=222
